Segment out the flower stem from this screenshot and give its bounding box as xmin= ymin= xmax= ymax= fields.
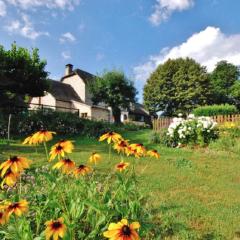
xmin=43 ymin=142 xmax=49 ymax=161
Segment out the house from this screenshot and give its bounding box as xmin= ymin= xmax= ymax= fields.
xmin=29 ymin=64 xmax=151 ymax=124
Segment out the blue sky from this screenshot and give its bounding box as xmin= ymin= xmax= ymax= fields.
xmin=1 ymin=0 xmax=240 ymax=101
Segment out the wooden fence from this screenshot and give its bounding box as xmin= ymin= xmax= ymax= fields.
xmin=152 ymin=114 xmax=240 ymax=132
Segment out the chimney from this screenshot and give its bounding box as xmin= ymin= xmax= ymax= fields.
xmin=65 ymin=64 xmax=73 ymax=76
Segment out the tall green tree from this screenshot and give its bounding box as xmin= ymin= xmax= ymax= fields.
xmin=0 ymin=43 xmax=49 ymax=111
xmin=89 ymin=70 xmax=137 ymax=123
xmin=210 ymin=60 xmax=239 ymax=104
xmin=143 ymin=58 xmax=211 ymax=116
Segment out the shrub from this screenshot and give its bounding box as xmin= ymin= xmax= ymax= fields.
xmin=193 ymin=104 xmax=238 ymax=116
xmin=0 ymin=110 xmax=147 ymax=139
xmin=166 ymin=114 xmax=218 ymax=147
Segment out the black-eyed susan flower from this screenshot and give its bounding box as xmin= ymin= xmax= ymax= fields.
xmin=147 ymin=149 xmax=160 ymax=159
xmin=99 ymin=132 xmax=122 ymax=144
xmin=5 ymin=200 xmax=28 ymax=221
xmin=22 ymin=134 xmax=37 ymax=145
xmin=73 ymin=165 xmax=92 ymax=177
xmin=113 ymin=140 xmax=129 ymax=154
xmin=1 ymin=169 xmax=19 ymax=188
xmin=0 ymin=156 xmax=31 ymax=177
xmin=32 ymin=130 xmax=56 ymax=144
xmin=130 ymin=143 xmax=146 ymax=157
xmin=116 ymin=161 xmax=130 ymax=172
xmin=0 ymin=211 xmax=6 ymax=225
xmin=45 ymin=217 xmax=66 ymax=240
xmin=89 ymin=152 xmax=101 ymax=164
xmin=103 ymin=219 xmax=140 ymax=240
xmin=49 ymin=140 xmax=74 ymax=161
xmin=52 ymin=159 xmax=75 ymax=174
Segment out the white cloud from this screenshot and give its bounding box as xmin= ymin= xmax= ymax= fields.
xmin=134 ymin=26 xmax=240 ymax=83
xmin=0 ymin=0 xmax=6 ymax=17
xmin=59 ymin=32 xmax=76 ymax=43
xmin=5 ymin=14 xmax=49 ymax=40
xmin=5 ymin=0 xmax=80 ymax=10
xmin=61 ymin=51 xmax=71 ymax=59
xmin=149 ymin=0 xmax=194 ymax=26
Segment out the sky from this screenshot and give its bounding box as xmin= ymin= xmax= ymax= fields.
xmin=1 ymin=0 xmax=240 ymax=102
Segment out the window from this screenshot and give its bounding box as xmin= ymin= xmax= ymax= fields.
xmin=81 ymin=113 xmax=88 ymax=118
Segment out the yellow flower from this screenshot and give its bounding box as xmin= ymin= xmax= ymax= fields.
xmin=1 ymin=170 xmax=19 ymax=188
xmin=45 ymin=217 xmax=66 ymax=240
xmin=89 ymin=152 xmax=101 ymax=164
xmin=0 ymin=211 xmax=6 ymax=225
xmin=5 ymin=200 xmax=28 ymax=221
xmin=49 ymin=140 xmax=74 ymax=161
xmin=116 ymin=161 xmax=130 ymax=172
xmin=0 ymin=156 xmax=31 ymax=177
xmin=22 ymin=134 xmax=38 ymax=145
xmin=52 ymin=159 xmax=75 ymax=174
xmin=130 ymin=143 xmax=146 ymax=157
xmin=32 ymin=130 xmax=56 ymax=144
xmin=147 ymin=149 xmax=160 ymax=159
xmin=113 ymin=140 xmax=129 ymax=154
xmin=99 ymin=132 xmax=122 ymax=144
xmin=73 ymin=165 xmax=92 ymax=177
xmin=103 ymin=219 xmax=140 ymax=240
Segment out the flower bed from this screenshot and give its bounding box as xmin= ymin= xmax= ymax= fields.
xmin=0 ymin=130 xmax=160 ymax=239
xmin=166 ymin=114 xmax=218 ymax=147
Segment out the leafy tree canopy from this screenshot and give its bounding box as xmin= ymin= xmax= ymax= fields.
xmin=143 ymin=58 xmax=211 ymax=116
xmin=0 ymin=43 xmax=49 ymax=110
xmin=89 ymin=70 xmax=137 ymax=123
xmin=210 ymin=60 xmax=239 ymax=104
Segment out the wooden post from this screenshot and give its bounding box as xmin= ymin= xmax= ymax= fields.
xmin=7 ymin=113 xmax=12 ymax=144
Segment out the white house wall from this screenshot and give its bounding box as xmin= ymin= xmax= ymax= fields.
xmin=30 ymin=93 xmax=56 ymax=110
xmin=72 ymin=101 xmax=92 ymax=118
xmin=62 ymin=75 xmax=86 ymax=102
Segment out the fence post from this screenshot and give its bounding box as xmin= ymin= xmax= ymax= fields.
xmin=7 ymin=113 xmax=12 ymax=144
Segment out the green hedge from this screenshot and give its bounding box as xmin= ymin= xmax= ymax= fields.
xmin=193 ymin=104 xmax=238 ymax=117
xmin=0 ymin=109 xmax=147 ymax=138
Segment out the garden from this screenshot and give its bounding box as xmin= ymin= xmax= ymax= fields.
xmin=0 ymin=111 xmax=240 ymax=239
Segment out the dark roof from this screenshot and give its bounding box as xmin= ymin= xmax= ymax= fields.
xmin=60 ymin=68 xmax=95 ymax=83
xmin=48 ymin=80 xmax=82 ymax=103
xmin=129 ymin=103 xmax=150 ymax=117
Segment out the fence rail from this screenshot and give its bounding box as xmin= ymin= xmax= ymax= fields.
xmin=152 ymin=114 xmax=240 ymax=132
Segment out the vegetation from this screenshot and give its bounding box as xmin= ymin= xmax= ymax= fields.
xmin=193 ymin=104 xmax=238 ymax=116
xmin=89 ymin=70 xmax=137 ymax=123
xmin=0 ymin=127 xmax=240 ymax=239
xmin=0 ymin=110 xmax=147 ymax=139
xmin=165 ymin=115 xmax=218 ymax=147
xmin=0 ymin=43 xmax=49 ymax=111
xmin=210 ymin=60 xmax=240 ymax=105
xmin=143 ymin=58 xmax=211 ymax=116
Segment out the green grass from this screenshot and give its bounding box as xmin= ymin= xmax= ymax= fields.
xmin=1 ymin=130 xmax=240 ymax=239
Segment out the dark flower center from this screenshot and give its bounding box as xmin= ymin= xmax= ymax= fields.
xmin=52 ymin=221 xmax=62 ymax=230
xmin=78 ymin=165 xmax=85 ymax=169
xmin=64 ymin=159 xmax=72 ymax=164
xmin=56 ymin=145 xmax=63 ymax=151
xmin=118 ymin=163 xmax=125 ymax=168
xmin=9 ymin=203 xmax=19 ymax=210
xmin=122 ymin=225 xmax=131 ymax=236
xmin=0 ymin=212 xmax=3 ymax=218
xmin=10 ymin=156 xmax=19 ymax=162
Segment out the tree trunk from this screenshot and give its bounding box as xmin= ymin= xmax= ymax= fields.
xmin=112 ymin=108 xmax=121 ymax=124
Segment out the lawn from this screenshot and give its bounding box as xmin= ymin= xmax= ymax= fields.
xmin=0 ymin=129 xmax=240 ymax=239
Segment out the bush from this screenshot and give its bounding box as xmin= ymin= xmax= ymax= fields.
xmin=193 ymin=104 xmax=238 ymax=116
xmin=0 ymin=110 xmax=146 ymax=139
xmin=165 ymin=114 xmax=218 ymax=147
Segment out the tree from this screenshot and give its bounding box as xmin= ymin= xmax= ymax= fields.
xmin=89 ymin=70 xmax=137 ymax=123
xmin=230 ymin=80 xmax=240 ymax=109
xmin=143 ymin=58 xmax=211 ymax=116
xmin=0 ymin=43 xmax=49 ymax=111
xmin=210 ymin=60 xmax=239 ymax=104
